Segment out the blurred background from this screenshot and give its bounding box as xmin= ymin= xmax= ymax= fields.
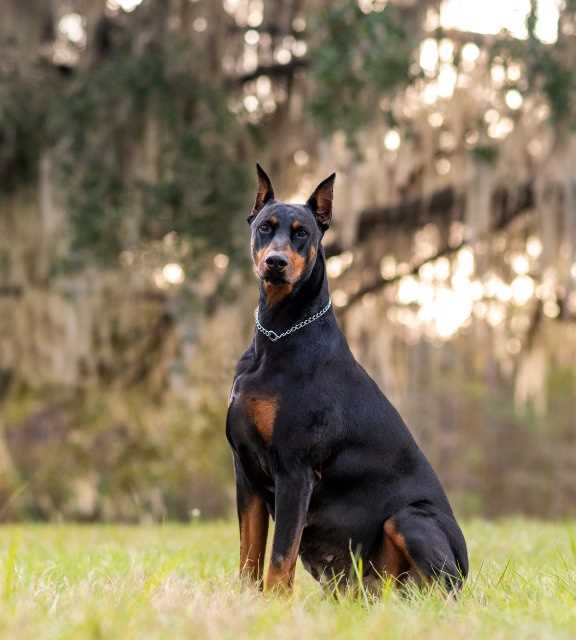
xmin=1 ymin=0 xmax=575 ymax=522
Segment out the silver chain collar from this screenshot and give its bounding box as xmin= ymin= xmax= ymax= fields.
xmin=255 ymin=298 xmax=332 ymax=342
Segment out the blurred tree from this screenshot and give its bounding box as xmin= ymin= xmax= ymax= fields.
xmin=0 ymin=0 xmax=575 ymax=520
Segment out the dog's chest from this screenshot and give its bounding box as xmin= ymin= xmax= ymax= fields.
xmin=228 ymin=373 xmax=281 ymax=446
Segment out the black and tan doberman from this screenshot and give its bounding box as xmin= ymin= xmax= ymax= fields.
xmin=226 ymin=165 xmax=468 ymax=594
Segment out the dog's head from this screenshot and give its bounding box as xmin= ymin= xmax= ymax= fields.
xmin=247 ymin=164 xmax=335 ymax=304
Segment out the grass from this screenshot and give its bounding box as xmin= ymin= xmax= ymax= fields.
xmin=0 ymin=519 xmax=574 ymax=639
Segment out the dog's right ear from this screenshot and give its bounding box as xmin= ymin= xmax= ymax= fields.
xmin=247 ymin=163 xmax=275 ymax=224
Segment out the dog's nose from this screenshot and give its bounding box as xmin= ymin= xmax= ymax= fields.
xmin=265 ymin=254 xmax=288 ymax=271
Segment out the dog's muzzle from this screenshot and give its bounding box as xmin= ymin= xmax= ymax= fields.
xmin=262 ymin=252 xmax=289 ymax=282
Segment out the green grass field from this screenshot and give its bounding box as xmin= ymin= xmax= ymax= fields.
xmin=0 ymin=520 xmax=574 ymax=639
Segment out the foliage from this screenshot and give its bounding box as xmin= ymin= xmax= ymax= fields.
xmin=0 ymin=75 xmax=49 ymax=192
xmin=471 ymin=144 xmax=499 ymax=165
xmin=2 ymin=1 xmax=576 ymax=527
xmin=308 ymin=0 xmax=576 ymax=141
xmin=50 ymin=44 xmax=250 ymax=267
xmin=1 ymin=387 xmax=232 ymax=522
xmin=0 ymin=520 xmax=574 ymax=638
xmin=308 ymin=2 xmax=416 ymax=137
xmin=1 ymin=355 xmax=573 ymax=522
xmin=481 ymin=2 xmax=576 ymax=125
xmin=408 ymin=361 xmax=576 ymax=519
xmin=0 ymin=47 xmax=251 ymax=271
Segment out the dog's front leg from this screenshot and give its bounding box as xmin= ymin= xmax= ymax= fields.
xmin=266 ymin=467 xmax=313 ymax=594
xmin=235 ymin=456 xmax=269 ymax=588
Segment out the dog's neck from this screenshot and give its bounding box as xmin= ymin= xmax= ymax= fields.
xmin=255 ymin=248 xmax=332 ymax=343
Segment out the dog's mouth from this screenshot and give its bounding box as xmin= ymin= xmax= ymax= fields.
xmin=261 ymin=269 xmax=291 ymax=285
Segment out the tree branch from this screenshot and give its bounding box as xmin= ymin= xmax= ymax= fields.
xmin=340 ymin=240 xmax=465 ymax=313
xmin=356 ymin=182 xmax=533 ymax=241
xmin=236 ymin=58 xmax=308 ymax=85
xmin=338 ymin=181 xmax=534 ymax=314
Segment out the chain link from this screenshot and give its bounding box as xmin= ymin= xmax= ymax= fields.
xmin=255 ymin=299 xmax=332 ymax=342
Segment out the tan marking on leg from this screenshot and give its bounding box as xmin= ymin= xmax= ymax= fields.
xmin=266 ymin=505 xmax=308 ymax=594
xmin=369 ymin=522 xmax=411 ymax=587
xmin=384 ymin=519 xmax=409 ymax=553
xmin=382 ymin=517 xmax=428 ymax=585
xmin=381 ymin=534 xmax=408 ymax=577
xmin=266 ymin=549 xmax=299 ymax=594
xmin=245 ymin=395 xmax=278 ymax=443
xmin=239 ymin=495 xmax=269 ymax=585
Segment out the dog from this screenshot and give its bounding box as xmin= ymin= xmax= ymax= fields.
xmin=226 ymin=164 xmax=468 ymax=594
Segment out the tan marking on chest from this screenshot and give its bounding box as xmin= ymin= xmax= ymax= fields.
xmin=264 ymin=282 xmax=293 ymax=306
xmin=245 ymin=395 xmax=278 ymax=443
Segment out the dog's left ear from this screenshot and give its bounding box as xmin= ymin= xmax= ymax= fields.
xmin=247 ymin=163 xmax=275 ymax=224
xmin=307 ymin=173 xmax=336 ymax=231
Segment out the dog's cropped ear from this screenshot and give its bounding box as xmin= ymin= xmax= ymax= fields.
xmin=307 ymin=173 xmax=336 ymax=231
xmin=247 ymin=163 xmax=275 ymax=224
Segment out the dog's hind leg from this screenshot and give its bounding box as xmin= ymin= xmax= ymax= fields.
xmin=370 ymin=504 xmax=468 ymax=593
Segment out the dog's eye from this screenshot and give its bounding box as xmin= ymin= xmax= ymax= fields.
xmin=295 ymin=228 xmax=308 ymax=239
xmin=258 ymin=223 xmax=272 ymax=234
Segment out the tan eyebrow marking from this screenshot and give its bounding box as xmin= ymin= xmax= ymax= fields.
xmin=291 ymin=221 xmax=303 ymax=230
